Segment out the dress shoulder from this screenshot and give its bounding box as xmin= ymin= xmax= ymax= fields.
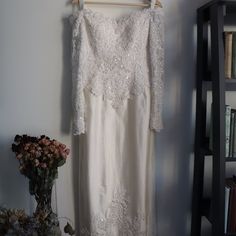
xmin=69 ymin=10 xmax=83 ymax=26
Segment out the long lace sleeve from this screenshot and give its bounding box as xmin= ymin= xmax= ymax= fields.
xmin=149 ymin=10 xmax=164 ymax=132
xmin=70 ymin=13 xmax=86 ymax=135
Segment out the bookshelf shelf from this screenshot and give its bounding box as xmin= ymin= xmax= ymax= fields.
xmin=191 ymin=1 xmax=236 ymax=236
xmin=225 ymin=158 xmax=236 ymax=162
xmin=205 ymin=80 xmax=236 ymax=91
xmin=202 ymin=147 xmax=212 ymax=156
xmin=203 ymin=147 xmax=236 ymax=161
xmin=204 ymin=155 xmax=236 ymax=162
xmin=202 ymin=139 xmax=236 ymax=160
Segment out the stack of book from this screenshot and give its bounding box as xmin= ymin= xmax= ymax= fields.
xmin=225 ymin=177 xmax=236 ymax=234
xmin=210 ymin=105 xmax=236 ymax=158
xmin=224 ymin=31 xmax=236 ymax=79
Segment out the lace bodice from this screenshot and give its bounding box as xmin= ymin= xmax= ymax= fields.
xmin=70 ymin=5 xmax=164 ymax=135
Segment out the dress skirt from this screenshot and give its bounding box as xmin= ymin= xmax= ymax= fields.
xmin=77 ymin=88 xmax=156 ymax=236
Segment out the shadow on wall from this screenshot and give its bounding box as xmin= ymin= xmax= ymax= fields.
xmin=0 ymin=137 xmax=31 ymax=213
xmin=72 ymin=135 xmax=80 ymax=234
xmin=154 ymin=0 xmax=198 ymax=235
xmin=60 ymin=17 xmax=73 ymax=135
xmin=61 ymin=15 xmax=82 ymax=234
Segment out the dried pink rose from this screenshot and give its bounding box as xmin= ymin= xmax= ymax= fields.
xmin=40 ymin=163 xmax=47 ymax=169
xmin=65 ymin=148 xmax=70 ymax=155
xmin=47 ymin=154 xmax=53 ymax=158
xmin=30 ymin=149 xmax=36 ymax=154
xmin=53 ymin=140 xmax=60 ymax=147
xmin=44 ymin=149 xmax=49 ymax=155
xmin=16 ymin=154 xmax=23 ymax=160
xmin=60 ymin=144 xmax=66 ymax=149
xmin=35 ymin=151 xmax=41 ymax=158
xmin=49 ymin=146 xmax=55 ymax=153
xmin=40 ymin=138 xmax=50 ymax=146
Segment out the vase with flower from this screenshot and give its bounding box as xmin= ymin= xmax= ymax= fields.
xmin=12 ymin=135 xmax=70 ymax=235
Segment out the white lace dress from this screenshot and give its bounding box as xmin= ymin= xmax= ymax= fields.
xmin=70 ymin=1 xmax=164 ymax=235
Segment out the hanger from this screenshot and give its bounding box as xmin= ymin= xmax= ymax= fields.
xmin=71 ymin=0 xmax=163 ymax=8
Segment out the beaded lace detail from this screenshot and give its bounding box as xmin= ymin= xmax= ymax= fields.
xmin=70 ymin=8 xmax=164 ymax=135
xmin=80 ymin=187 xmax=146 ymax=236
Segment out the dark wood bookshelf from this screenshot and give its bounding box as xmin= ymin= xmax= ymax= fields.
xmin=191 ymin=1 xmax=236 ymax=236
xmin=201 ymin=198 xmax=212 ymax=222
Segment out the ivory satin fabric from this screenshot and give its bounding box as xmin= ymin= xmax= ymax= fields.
xmin=78 ymin=89 xmax=156 ymax=235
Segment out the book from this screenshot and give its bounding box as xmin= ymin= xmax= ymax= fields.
xmin=209 ymin=104 xmax=213 ymax=151
xmin=209 ymin=105 xmax=231 ymax=157
xmin=231 ymin=109 xmax=236 ymax=157
xmin=229 ymin=111 xmax=235 ymax=157
xmin=226 ymin=178 xmax=236 ymax=233
xmin=232 ymin=110 xmax=236 ymax=158
xmin=226 ymin=105 xmax=231 ymax=157
xmin=232 ymin=32 xmax=236 ymax=78
xmin=225 ymin=186 xmax=230 ymax=233
xmin=225 ymin=32 xmax=233 ymax=79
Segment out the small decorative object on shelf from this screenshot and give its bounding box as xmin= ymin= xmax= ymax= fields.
xmin=11 ymin=134 xmax=72 ymax=236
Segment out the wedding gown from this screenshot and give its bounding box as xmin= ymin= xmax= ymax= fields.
xmin=70 ymin=0 xmax=164 ymax=234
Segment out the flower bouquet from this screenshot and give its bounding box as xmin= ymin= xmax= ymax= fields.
xmin=11 ymin=134 xmax=70 ymax=235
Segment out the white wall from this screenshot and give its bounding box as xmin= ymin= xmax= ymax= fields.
xmin=0 ymin=0 xmax=208 ymax=235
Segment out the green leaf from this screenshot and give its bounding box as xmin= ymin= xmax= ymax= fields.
xmin=0 ymin=218 xmax=6 ymax=224
xmin=57 ymin=159 xmax=66 ymax=167
xmin=37 ymin=168 xmax=43 ymax=177
xmin=64 ymin=222 xmax=75 ymax=235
